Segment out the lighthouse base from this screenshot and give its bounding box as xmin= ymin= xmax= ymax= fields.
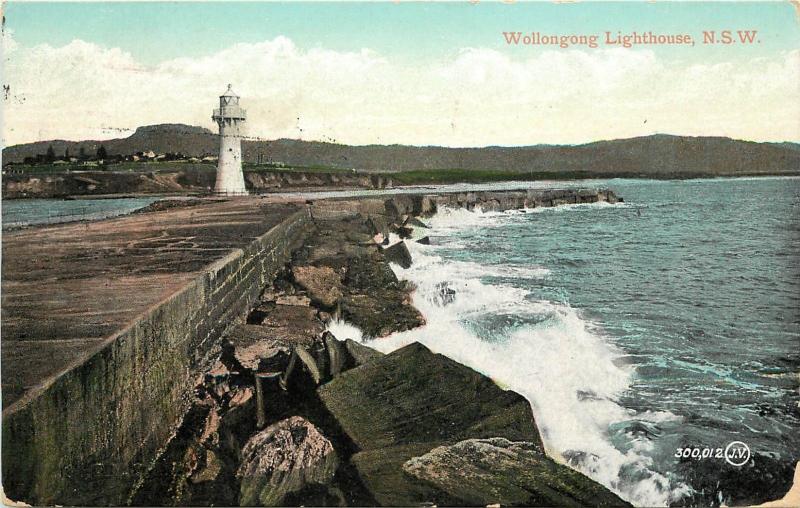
xmin=213 ymin=189 xmax=250 ymax=197
xmin=215 ymin=133 xmax=248 ymax=196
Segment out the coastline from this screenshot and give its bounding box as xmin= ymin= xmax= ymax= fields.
xmin=2 ymin=187 xmax=631 ymax=507
xmin=2 ymin=169 xmax=800 ymax=201
xmin=4 ymin=184 xmax=797 ymax=506
xmin=127 ymin=187 xmax=630 ymax=507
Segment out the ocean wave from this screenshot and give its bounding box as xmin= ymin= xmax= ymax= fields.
xmin=343 ymin=204 xmax=694 ymax=506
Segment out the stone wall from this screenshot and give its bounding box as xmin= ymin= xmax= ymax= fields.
xmin=1 ymin=208 xmax=313 ymax=506
xmin=308 ymin=188 xmax=621 ymax=221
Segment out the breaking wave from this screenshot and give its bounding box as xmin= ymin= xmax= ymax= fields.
xmin=331 ymin=204 xmax=691 ymax=506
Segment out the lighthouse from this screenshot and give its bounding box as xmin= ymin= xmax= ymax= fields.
xmin=212 ymin=84 xmax=247 ymax=195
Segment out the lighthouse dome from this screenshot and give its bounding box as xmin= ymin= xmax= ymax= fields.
xmin=220 ymin=84 xmax=240 ymax=106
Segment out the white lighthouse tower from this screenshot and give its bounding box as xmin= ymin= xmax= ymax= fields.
xmin=212 ymin=84 xmax=247 ymax=195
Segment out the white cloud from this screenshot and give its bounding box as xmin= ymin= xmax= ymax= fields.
xmin=3 ymin=34 xmax=799 ymax=146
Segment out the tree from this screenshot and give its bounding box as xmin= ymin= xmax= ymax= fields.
xmin=97 ymin=145 xmax=108 ymax=160
xmin=78 ymin=146 xmax=86 ymax=160
xmin=45 ymin=144 xmax=56 ymax=162
xmin=64 ymin=147 xmax=70 ymax=160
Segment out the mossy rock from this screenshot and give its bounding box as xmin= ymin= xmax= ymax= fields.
xmin=316 ymin=343 xmax=548 ymax=505
xmin=403 ymin=438 xmax=630 ymax=507
xmin=318 ymin=342 xmax=542 ymax=451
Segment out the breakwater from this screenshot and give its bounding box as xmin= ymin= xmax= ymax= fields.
xmin=2 ymin=200 xmax=312 ymax=505
xmin=2 ymin=187 xmax=621 ymax=506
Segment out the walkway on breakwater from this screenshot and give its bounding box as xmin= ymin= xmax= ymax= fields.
xmin=1 ymin=197 xmax=300 ymax=409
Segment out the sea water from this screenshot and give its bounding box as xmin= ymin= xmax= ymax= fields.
xmin=2 ymin=197 xmax=162 ymax=229
xmin=330 ymin=176 xmax=800 ymax=506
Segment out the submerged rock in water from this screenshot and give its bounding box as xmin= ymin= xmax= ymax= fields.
xmin=238 ymin=416 xmax=339 ymax=506
xmin=292 ymin=265 xmax=343 ymax=308
xmin=403 ymin=438 xmax=629 ymax=507
xmin=433 ymin=281 xmax=456 ymax=306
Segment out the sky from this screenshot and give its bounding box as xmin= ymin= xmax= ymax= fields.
xmin=2 ymin=1 xmax=800 ymax=147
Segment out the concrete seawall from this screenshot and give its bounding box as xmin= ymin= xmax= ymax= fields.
xmin=2 ymin=204 xmax=312 ymax=505
xmin=1 ymin=187 xmax=620 ymax=505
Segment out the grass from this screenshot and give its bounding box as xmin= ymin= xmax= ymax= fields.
xmin=243 ymin=163 xmax=353 ymax=174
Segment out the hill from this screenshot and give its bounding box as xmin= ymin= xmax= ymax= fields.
xmin=3 ymin=124 xmax=799 ymax=177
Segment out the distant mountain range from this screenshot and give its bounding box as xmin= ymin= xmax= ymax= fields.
xmin=3 ymin=123 xmax=799 ymax=176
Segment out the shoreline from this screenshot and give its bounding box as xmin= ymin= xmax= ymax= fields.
xmin=4 ymin=185 xmax=796 ymax=506
xmin=2 ymin=187 xmax=630 ymax=507
xmin=127 ymin=187 xmax=630 ymax=507
xmin=2 ymin=171 xmax=799 ymax=201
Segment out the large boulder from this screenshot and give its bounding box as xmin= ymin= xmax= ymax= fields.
xmin=237 ymin=416 xmax=338 ymax=506
xmin=339 ymin=293 xmax=424 ymax=338
xmin=382 ymin=241 xmax=412 ymax=269
xmin=317 ymin=342 xmax=541 ymax=505
xmin=339 ymin=254 xmax=424 ymax=337
xmin=292 ymin=265 xmax=343 ymax=308
xmin=344 ymin=338 xmax=384 ymax=366
xmin=403 ymin=438 xmax=630 ymax=507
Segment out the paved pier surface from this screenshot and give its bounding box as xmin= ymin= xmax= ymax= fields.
xmin=1 ymin=198 xmax=298 ymax=409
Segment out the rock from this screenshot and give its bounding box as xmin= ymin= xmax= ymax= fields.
xmin=322 ymin=331 xmax=346 ymax=378
xmin=318 ymin=341 xmax=541 ymax=450
xmin=344 ymin=338 xmax=384 ymax=366
xmin=235 ymin=341 xmax=287 ymax=373
xmin=190 ymin=448 xmax=223 ymax=484
xmin=229 ymin=386 xmax=254 ymax=409
xmin=385 ymin=196 xmax=415 ymax=218
xmin=238 ymin=416 xmax=339 ymax=506
xmin=344 ymin=253 xmax=398 ymax=290
xmin=282 ymin=334 xmax=385 ymax=389
xmin=291 ymin=265 xmax=343 ymax=308
xmin=340 ymin=293 xmax=424 ymax=338
xmin=366 ymin=215 xmax=390 ymax=239
xmin=339 ymin=252 xmax=424 ymax=336
xmin=276 ymin=294 xmax=311 ymax=306
xmin=287 ymin=345 xmax=326 ymax=388
xmin=259 ymin=290 xmax=279 ymax=303
xmin=390 ymin=224 xmax=414 ymax=239
xmin=259 ymin=305 xmax=325 ymax=345
xmin=433 ymin=281 xmax=456 ymax=306
xmin=416 ymin=236 xmax=431 ymax=245
xmin=405 ymin=216 xmax=429 ymax=228
xmin=677 ymin=450 xmax=797 ymax=506
xmin=403 ymin=438 xmax=630 ymax=507
xmin=254 ymin=373 xmax=287 ymax=429
xmin=317 ymin=342 xmax=541 ymax=505
xmin=382 ymin=241 xmax=412 ymax=269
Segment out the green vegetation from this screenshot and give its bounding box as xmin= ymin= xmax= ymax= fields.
xmin=243 ymin=163 xmax=353 ymax=174
xmin=5 ymin=161 xmax=217 ymax=174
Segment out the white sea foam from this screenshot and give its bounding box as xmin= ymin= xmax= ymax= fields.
xmin=326 ymin=318 xmax=364 ymax=343
xmin=326 ymin=203 xmax=694 ymax=506
xmin=522 ymin=200 xmax=635 ymax=213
